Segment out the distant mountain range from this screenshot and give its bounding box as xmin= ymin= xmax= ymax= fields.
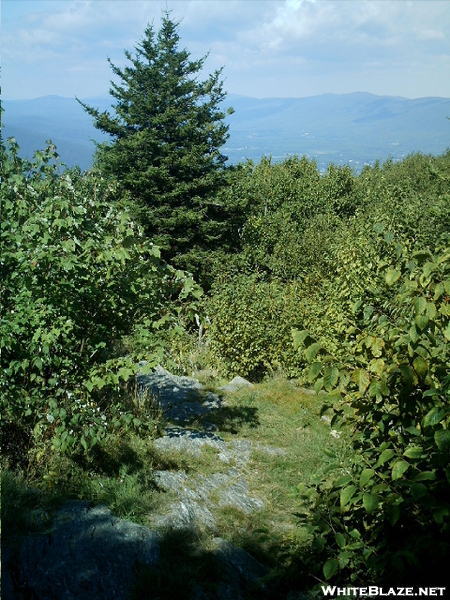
xmin=2 ymin=92 xmax=449 ymax=172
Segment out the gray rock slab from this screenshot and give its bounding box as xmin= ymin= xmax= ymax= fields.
xmin=299 ymin=387 xmax=328 ymax=396
xmin=220 ymin=376 xmax=254 ymax=393
xmin=137 ymin=365 xmax=203 ymax=404
xmin=154 ymin=428 xmax=258 ymax=467
xmin=154 ymin=468 xmax=264 ymax=518
xmin=1 ymin=544 xmax=15 ymax=600
xmin=299 ymin=387 xmax=316 ymax=396
xmin=212 ymin=476 xmax=265 ymax=514
xmin=224 ymin=438 xmax=253 ymax=467
xmin=211 ymin=537 xmax=267 ymax=598
xmin=150 ymin=499 xmax=217 ymax=531
xmin=154 ymin=426 xmax=229 ymax=457
xmin=17 ymin=501 xmax=159 ymax=600
xmin=137 ymin=366 xmax=224 ymax=423
xmin=255 ymin=443 xmax=288 ymax=457
xmin=164 ymin=401 xmax=214 ymax=423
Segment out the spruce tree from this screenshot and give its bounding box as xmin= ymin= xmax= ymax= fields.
xmin=78 ymin=12 xmax=233 ymax=279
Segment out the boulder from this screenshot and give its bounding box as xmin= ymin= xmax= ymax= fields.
xmin=8 ymin=502 xmax=159 ymax=600
xmin=137 ymin=366 xmax=224 ymax=424
xmin=220 ymin=376 xmax=254 ymax=393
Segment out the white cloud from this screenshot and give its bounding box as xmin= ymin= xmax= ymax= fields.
xmin=3 ymin=0 xmax=450 ymax=99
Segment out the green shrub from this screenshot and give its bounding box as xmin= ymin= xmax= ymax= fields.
xmin=293 ymin=231 xmax=450 ymax=584
xmin=1 ymin=139 xmax=201 ymax=461
xmin=208 ymin=274 xmax=304 ymax=380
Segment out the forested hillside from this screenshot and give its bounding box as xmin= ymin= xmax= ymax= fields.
xmin=3 ymin=92 xmax=450 ymax=172
xmin=2 ymin=12 xmax=449 ymax=597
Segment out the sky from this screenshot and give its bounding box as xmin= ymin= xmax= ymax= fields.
xmin=2 ymin=0 xmax=450 ymax=101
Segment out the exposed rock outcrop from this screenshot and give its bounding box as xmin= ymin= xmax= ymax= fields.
xmin=7 ymin=503 xmax=159 ymax=600
xmin=3 ymin=369 xmax=274 ymax=600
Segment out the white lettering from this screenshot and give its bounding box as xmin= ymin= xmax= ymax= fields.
xmin=321 ymin=586 xmax=336 ymax=596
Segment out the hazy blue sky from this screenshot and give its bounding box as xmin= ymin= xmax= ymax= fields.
xmin=3 ymin=0 xmax=450 ymax=100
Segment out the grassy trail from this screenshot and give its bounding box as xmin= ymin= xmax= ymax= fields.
xmin=2 ymin=375 xmax=350 ymax=598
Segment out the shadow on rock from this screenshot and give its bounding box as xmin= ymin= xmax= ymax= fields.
xmin=138 ymin=366 xmax=259 ymax=435
xmin=3 ymin=502 xmax=160 ymax=600
xmin=131 ymin=526 xmax=269 ymax=600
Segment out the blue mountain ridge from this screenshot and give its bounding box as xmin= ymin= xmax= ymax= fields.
xmin=2 ymin=92 xmax=449 ymax=172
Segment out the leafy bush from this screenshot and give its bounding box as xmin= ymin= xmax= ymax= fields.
xmin=1 ymin=139 xmax=201 ymax=461
xmin=293 ymin=231 xmax=450 ymax=584
xmin=208 ymin=274 xmax=304 ymax=380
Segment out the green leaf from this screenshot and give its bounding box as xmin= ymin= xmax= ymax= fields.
xmin=368 ymin=358 xmax=385 ymax=375
xmin=360 ymin=469 xmax=375 ymax=487
xmin=404 ymin=425 xmax=421 ymax=437
xmin=335 ymin=533 xmax=346 ymax=548
xmin=414 ymin=471 xmax=436 ymax=481
xmin=412 ymin=249 xmax=433 ymax=265
xmin=314 ymin=378 xmax=324 ymax=394
xmin=312 ymin=536 xmax=325 ymax=552
xmin=434 ymin=282 xmax=445 ymax=300
xmin=323 ymin=558 xmax=339 ymax=580
xmin=386 ymin=269 xmax=401 ymax=286
xmin=415 ymin=314 xmax=429 ymax=331
xmin=352 ymin=369 xmax=370 ymax=394
xmin=414 ymin=296 xmax=427 ymax=315
xmin=351 ymin=299 xmax=363 ymax=313
xmin=387 ymin=504 xmax=400 ymax=525
xmin=371 ymin=338 xmax=384 ymax=357
xmin=410 ymin=483 xmax=427 ymax=501
xmin=408 ymin=325 xmax=420 ymax=343
xmin=426 ymin=302 xmax=437 ymax=319
xmin=433 ymin=506 xmax=449 ymax=524
xmin=392 ymin=460 xmax=409 ymax=480
xmin=435 ymin=429 xmax=450 ymax=451
xmin=118 ymin=366 xmax=134 ymax=382
xmin=305 ymin=342 xmax=322 ymax=362
xmin=423 ymin=407 xmax=445 ymax=428
xmin=292 ymin=329 xmax=311 ymax=350
xmin=363 ymin=493 xmax=380 ymax=514
xmin=413 ymin=356 xmax=428 ymax=379
xmin=308 ymin=362 xmax=323 ymax=382
xmin=423 ymin=261 xmax=437 ymax=278
xmin=403 ymin=446 xmax=423 ymax=459
xmin=443 ymin=324 xmax=450 ymax=342
xmin=334 ymin=475 xmax=353 ymax=488
xmin=340 ymin=485 xmax=357 ymax=508
xmin=368 ymin=380 xmax=384 ymax=399
xmin=323 ymin=448 xmax=336 ymax=458
xmin=323 ymin=366 xmax=339 ymax=391
xmin=376 ymin=448 xmax=395 ymax=467
xmin=398 ymin=364 xmax=416 ymax=386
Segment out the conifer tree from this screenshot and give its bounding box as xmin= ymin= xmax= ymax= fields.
xmin=78 ymin=12 xmax=233 ymax=278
